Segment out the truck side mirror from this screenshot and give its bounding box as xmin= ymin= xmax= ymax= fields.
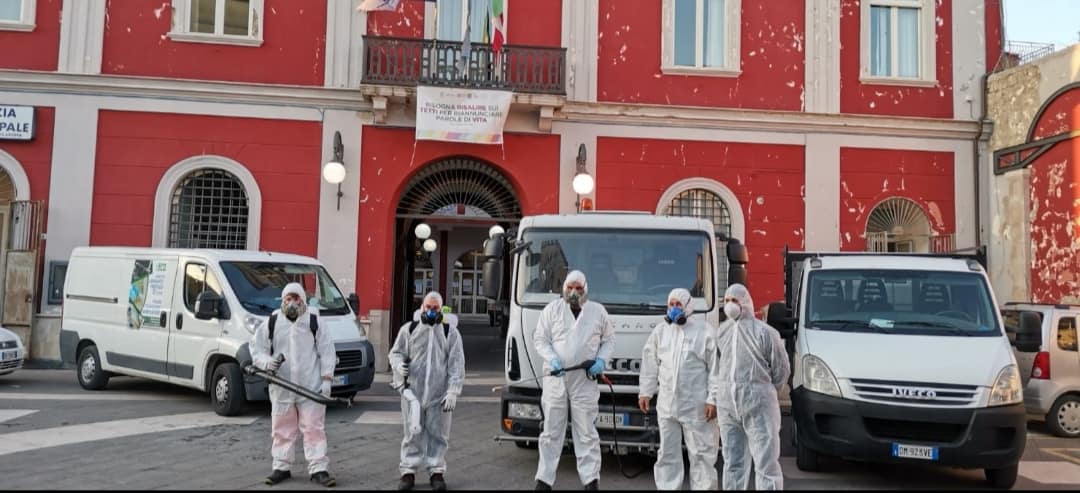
xmin=195 ymin=291 xmax=224 ymax=320
xmin=481 ymin=259 xmax=504 ymax=300
xmin=727 ymin=239 xmax=748 ymax=287
xmin=766 ymin=301 xmax=796 ymax=339
xmin=348 ymin=293 xmax=359 ymax=314
xmin=1013 ymin=311 xmax=1043 ymax=353
xmin=483 ymin=234 xmax=506 ymax=259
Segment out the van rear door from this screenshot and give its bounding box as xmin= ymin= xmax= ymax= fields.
xmin=168 ymin=259 xmax=225 ymax=388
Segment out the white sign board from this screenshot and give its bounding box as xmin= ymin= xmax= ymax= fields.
xmin=416 ymin=86 xmax=513 ymax=145
xmin=0 ymin=106 xmax=34 ymax=141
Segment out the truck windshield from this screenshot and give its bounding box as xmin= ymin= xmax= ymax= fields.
xmin=220 ymin=262 xmax=351 ymax=317
xmin=515 ymin=228 xmax=714 ymax=314
xmin=805 ymin=269 xmax=1001 ymax=336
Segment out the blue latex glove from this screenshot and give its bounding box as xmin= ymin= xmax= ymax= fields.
xmin=588 ymin=359 xmax=606 ymax=378
xmin=550 ymin=358 xmax=563 ymax=376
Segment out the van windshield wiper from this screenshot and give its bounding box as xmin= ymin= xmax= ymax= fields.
xmin=240 ymin=300 xmax=276 ymax=313
xmin=899 ymin=321 xmax=980 ymax=336
xmin=810 ymin=319 xmax=871 ymax=332
xmin=602 ymin=302 xmax=665 ymax=314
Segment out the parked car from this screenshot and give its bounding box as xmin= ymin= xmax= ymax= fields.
xmin=1002 ymin=302 xmax=1080 ymax=437
xmin=0 ymin=326 xmax=25 ymax=376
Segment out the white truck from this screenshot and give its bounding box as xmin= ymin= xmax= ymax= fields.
xmin=480 ymin=212 xmax=747 ymax=453
xmin=765 ymin=249 xmax=1039 ymax=489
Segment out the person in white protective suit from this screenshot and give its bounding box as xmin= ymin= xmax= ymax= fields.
xmin=533 ymin=270 xmax=616 ymax=491
xmin=251 ymin=282 xmax=337 ymax=487
xmin=389 ymin=291 xmax=466 ymax=491
xmin=638 ymin=288 xmax=720 ymax=490
xmin=712 ymin=283 xmax=790 ymax=490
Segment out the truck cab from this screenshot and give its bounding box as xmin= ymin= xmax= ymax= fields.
xmin=480 ymin=212 xmax=747 ymax=454
xmin=766 ymin=249 xmax=1041 ymax=490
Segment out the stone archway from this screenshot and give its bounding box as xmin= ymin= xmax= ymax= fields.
xmin=865 ymin=197 xmax=934 ymax=253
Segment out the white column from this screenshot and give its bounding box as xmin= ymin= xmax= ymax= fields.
xmin=562 ymin=0 xmax=598 ymax=102
xmin=804 ymin=135 xmax=841 ymax=250
xmin=58 ymin=0 xmax=106 ymax=74
xmin=41 ymin=104 xmax=99 ymax=315
xmin=317 ymin=110 xmax=366 ymax=298
xmin=804 ymin=0 xmax=840 ymax=114
xmin=953 ymin=143 xmax=977 ymax=249
xmin=951 ymin=0 xmax=986 ymax=121
xmin=324 ymin=0 xmax=367 ymax=88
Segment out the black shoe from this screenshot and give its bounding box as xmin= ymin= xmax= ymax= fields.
xmin=265 ymin=470 xmax=291 ymax=485
xmin=398 ymin=474 xmax=415 ymax=491
xmin=584 ymin=479 xmax=599 ymax=490
xmin=310 ymin=471 xmax=336 ymax=487
xmin=535 ymin=480 xmax=552 ymax=491
xmin=430 ymin=473 xmax=447 ymax=491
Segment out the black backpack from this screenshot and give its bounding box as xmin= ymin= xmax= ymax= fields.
xmin=407 ymin=320 xmax=451 ymax=338
xmin=268 ymin=313 xmax=319 ymax=354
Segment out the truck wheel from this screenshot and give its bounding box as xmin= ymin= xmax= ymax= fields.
xmin=210 ymin=362 xmax=246 ymax=416
xmin=515 ymin=441 xmax=538 ymax=449
xmin=77 ymin=345 xmax=110 ymax=390
xmin=795 ymin=434 xmax=819 ymax=472
xmin=1048 ymin=395 xmax=1080 ymax=438
xmin=985 ymin=464 xmax=1018 ymax=489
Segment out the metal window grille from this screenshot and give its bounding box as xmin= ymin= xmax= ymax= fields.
xmin=168 ymin=169 xmax=249 ymax=249
xmin=664 ymin=188 xmax=733 ymax=292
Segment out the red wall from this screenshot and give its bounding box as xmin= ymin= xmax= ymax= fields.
xmin=839 ymin=148 xmax=955 ymax=251
xmin=0 ymin=0 xmax=61 ymax=71
xmin=100 ymin=0 xmax=327 ymax=85
xmin=91 ymin=111 xmax=322 ymax=255
xmin=365 ymin=0 xmax=561 ymax=46
xmin=839 ymin=0 xmax=954 ymax=118
xmin=985 ymin=0 xmax=1003 ymax=72
xmin=595 ymin=138 xmax=806 ymax=305
xmin=597 ymin=0 xmax=805 ymax=110
xmin=366 ymin=0 xmax=425 ymax=37
xmin=1028 ymin=86 xmax=1080 ymax=304
xmin=356 ymin=128 xmax=561 ymax=313
xmin=0 ymin=106 xmax=54 ymax=205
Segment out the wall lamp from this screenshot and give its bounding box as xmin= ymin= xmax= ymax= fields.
xmin=323 ymin=131 xmax=346 ymax=210
xmin=572 ymin=143 xmax=595 ymax=213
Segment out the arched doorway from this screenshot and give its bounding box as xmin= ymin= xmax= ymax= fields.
xmin=865 ymin=197 xmax=933 ymax=252
xmin=392 ymin=157 xmax=522 ymax=331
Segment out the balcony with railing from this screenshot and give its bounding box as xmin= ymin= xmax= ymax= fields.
xmin=994 ymin=40 xmax=1057 ymax=72
xmin=361 ymin=36 xmax=566 ymax=95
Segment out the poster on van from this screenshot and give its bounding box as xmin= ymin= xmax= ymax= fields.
xmin=128 ymin=260 xmax=168 ymax=329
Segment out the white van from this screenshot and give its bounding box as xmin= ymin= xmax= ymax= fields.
xmin=59 ymin=247 xmax=375 ymax=415
xmin=766 ymin=250 xmax=1040 ymax=490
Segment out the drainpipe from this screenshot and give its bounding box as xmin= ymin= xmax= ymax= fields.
xmin=974 ymin=71 xmax=989 ymax=251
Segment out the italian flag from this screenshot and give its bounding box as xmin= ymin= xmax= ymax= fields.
xmin=490 ymin=0 xmax=506 ymax=55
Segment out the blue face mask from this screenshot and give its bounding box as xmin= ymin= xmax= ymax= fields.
xmin=666 ymin=306 xmax=686 ymax=324
xmin=421 ymin=308 xmax=442 ymax=325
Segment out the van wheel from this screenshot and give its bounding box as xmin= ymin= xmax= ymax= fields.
xmin=1048 ymin=395 xmax=1080 ymax=437
xmin=985 ymin=464 xmax=1018 ymax=489
xmin=210 ymin=362 xmax=246 ymax=416
xmin=795 ymin=429 xmax=820 ymax=472
xmin=77 ymin=345 xmax=109 ymax=390
xmin=515 ymin=441 xmax=538 ymax=449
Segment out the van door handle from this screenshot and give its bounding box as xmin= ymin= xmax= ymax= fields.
xmin=176 ymin=313 xmax=183 ymax=330
xmin=160 ymin=311 xmax=168 ymax=328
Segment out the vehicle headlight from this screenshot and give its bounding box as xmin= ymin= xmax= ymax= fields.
xmin=989 ymin=364 xmax=1023 ymax=407
xmin=803 ymin=354 xmax=841 ymax=398
xmin=508 ymin=402 xmax=543 ymax=420
xmin=354 ymin=318 xmax=368 ymax=338
xmin=244 ymin=315 xmax=264 ymax=334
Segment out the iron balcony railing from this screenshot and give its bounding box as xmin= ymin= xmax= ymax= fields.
xmin=994 ymin=40 xmax=1056 ymax=71
xmin=362 ymin=35 xmax=566 ymax=95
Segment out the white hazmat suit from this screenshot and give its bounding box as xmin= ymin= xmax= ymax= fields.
xmin=250 ymin=283 xmax=336 ymax=475
xmin=533 ymin=270 xmax=616 ymax=488
xmin=639 ymin=288 xmax=720 ymax=490
xmin=389 ymin=292 xmax=466 ymax=478
xmin=712 ymin=284 xmax=790 ymax=490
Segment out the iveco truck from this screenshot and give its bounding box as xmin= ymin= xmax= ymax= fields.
xmin=480 ymin=212 xmax=747 ymax=453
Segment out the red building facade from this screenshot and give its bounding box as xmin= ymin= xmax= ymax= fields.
xmin=0 ymin=0 xmax=1002 ymax=365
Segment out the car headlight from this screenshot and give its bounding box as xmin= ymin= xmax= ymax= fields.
xmin=508 ymin=402 xmax=543 ymax=420
xmin=243 ymin=315 xmax=264 ymax=334
xmin=803 ymin=354 xmax=841 ymax=398
xmin=989 ymin=364 xmax=1023 ymax=407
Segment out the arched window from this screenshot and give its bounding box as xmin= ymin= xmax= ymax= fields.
xmin=168 ymin=169 xmax=249 ymax=249
xmin=658 ymin=180 xmax=744 ymax=293
xmin=865 ymin=197 xmax=934 ymax=253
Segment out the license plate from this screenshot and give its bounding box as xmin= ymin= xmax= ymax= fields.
xmin=333 ymin=374 xmax=347 ymax=386
xmin=0 ymin=350 xmax=15 ymax=362
xmin=595 ymin=413 xmax=628 ymax=428
xmin=892 ymin=443 xmax=938 ymax=461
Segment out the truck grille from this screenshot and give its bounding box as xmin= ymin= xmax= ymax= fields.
xmin=850 ymin=378 xmax=978 ymax=407
xmin=336 ymin=350 xmax=365 ymax=372
xmin=0 ymin=340 xmax=16 ymax=349
xmin=863 ymin=417 xmax=967 ymax=443
xmin=0 ymin=359 xmax=21 ymax=370
xmin=603 ymin=373 xmax=639 ymax=387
